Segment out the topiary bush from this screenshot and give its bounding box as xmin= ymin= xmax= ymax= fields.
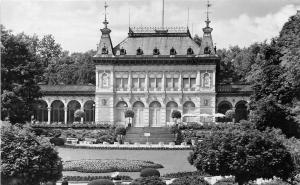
xmin=87 ymin=179 xmax=114 ymax=185
xmin=74 ymin=109 xmax=85 ymax=119
xmin=140 ymin=168 xmax=160 ymax=178
xmin=115 ymin=126 xmax=126 ymax=136
xmin=49 ymin=137 xmax=65 ymax=146
xmin=170 ymin=176 xmax=210 ymax=185
xmin=130 ymin=176 xmax=166 ymax=185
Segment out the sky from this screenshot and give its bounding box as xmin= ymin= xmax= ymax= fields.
xmin=1 ymin=0 xmax=300 ymax=53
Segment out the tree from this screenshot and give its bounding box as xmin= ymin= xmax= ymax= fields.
xmin=1 ymin=125 xmax=63 ymax=185
xmin=125 ymin=110 xmax=135 ymax=126
xmin=1 ymin=25 xmax=43 ymax=124
xmin=225 ymin=109 xmax=235 ymax=123
xmin=171 ymin=110 xmax=181 ymax=124
xmin=188 ymin=123 xmax=295 ymax=185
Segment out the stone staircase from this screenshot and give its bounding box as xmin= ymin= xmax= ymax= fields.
xmin=124 ymin=127 xmax=175 ymax=144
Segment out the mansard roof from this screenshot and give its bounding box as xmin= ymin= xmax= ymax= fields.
xmin=113 ymin=27 xmax=201 ymax=56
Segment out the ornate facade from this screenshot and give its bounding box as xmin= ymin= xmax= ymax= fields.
xmin=35 ymin=5 xmax=252 ymax=126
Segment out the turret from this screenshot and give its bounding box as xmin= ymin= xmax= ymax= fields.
xmin=94 ymin=1 xmax=114 ymax=57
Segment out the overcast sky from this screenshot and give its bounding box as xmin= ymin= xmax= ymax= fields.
xmin=1 ymin=0 xmax=300 ymax=53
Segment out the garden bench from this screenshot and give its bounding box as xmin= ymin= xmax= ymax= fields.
xmin=66 ymin=138 xmax=78 ymax=145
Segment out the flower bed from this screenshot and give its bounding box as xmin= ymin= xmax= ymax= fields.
xmin=62 ymin=144 xmax=191 ymax=150
xmin=63 ymin=159 xmax=164 ymax=173
xmin=30 ymin=122 xmax=113 ymax=129
xmin=61 ymin=175 xmax=132 ymax=181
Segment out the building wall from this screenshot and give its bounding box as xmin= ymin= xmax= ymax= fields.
xmin=95 ymin=64 xmax=216 ymax=126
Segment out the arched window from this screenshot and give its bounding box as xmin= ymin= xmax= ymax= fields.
xmin=187 ymin=47 xmax=194 ymax=55
xmin=84 ymin=100 xmax=95 ymax=123
xmin=115 ymin=101 xmax=128 ymax=123
xmin=149 ymin=101 xmax=161 ymax=126
xmin=170 ymin=47 xmax=177 ymax=55
xmin=34 ymin=100 xmax=48 ymax=122
xmin=120 ymin=48 xmax=126 ymax=55
xmin=183 ymin=101 xmax=196 ymax=122
xmin=51 ymin=100 xmax=64 ymax=123
xmin=67 ymin=100 xmax=81 ymax=123
xmin=153 ymin=47 xmax=160 ymax=55
xmin=204 ymin=47 xmax=211 ymax=54
xmin=136 ymin=47 xmax=143 ymax=55
xmin=102 ymin=46 xmax=108 ymax=54
xmin=235 ymin=101 xmax=248 ymax=122
xmin=166 ymin=101 xmax=178 ymax=122
xmin=133 ymin=101 xmax=145 ymax=127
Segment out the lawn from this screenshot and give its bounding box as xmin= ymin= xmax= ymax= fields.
xmin=57 ymin=147 xmax=196 ymax=178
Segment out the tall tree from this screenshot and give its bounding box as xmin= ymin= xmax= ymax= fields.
xmin=247 ymin=13 xmax=300 ymax=137
xmin=1 ymin=25 xmax=43 ymax=124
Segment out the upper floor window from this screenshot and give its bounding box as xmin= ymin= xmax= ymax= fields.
xmin=120 ymin=48 xmax=126 ymax=55
xmin=153 ymin=47 xmax=160 ymax=55
xmin=136 ymin=47 xmax=143 ymax=55
xmin=132 ymin=78 xmax=145 ymax=90
xmin=116 ymin=78 xmax=128 ymax=90
xmin=204 ymin=47 xmax=211 ymax=54
xmin=149 ymin=78 xmax=162 ymax=89
xmin=102 ymin=46 xmax=108 ymax=54
xmin=183 ymin=77 xmax=196 ymax=90
xmin=187 ymin=47 xmax=194 ymax=55
xmin=166 ymin=77 xmax=179 ymax=89
xmin=170 ymin=47 xmax=177 ymax=55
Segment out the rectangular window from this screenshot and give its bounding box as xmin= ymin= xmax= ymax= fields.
xmin=132 ymin=78 xmax=139 ymax=89
xmin=173 ymin=78 xmax=179 ymax=89
xmin=190 ymin=78 xmax=196 ymax=88
xmin=166 ymin=78 xmax=172 ymax=88
xmin=123 ymin=78 xmax=128 ymax=89
xmin=156 ymin=78 xmax=162 ymax=89
xmin=183 ymin=78 xmax=189 ymax=89
xmin=139 ymin=78 xmax=145 ymax=89
xmin=149 ymin=78 xmax=156 ymax=88
xmin=116 ymin=78 xmax=122 ymax=89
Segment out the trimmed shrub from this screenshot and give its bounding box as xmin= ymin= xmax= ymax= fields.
xmin=171 ymin=176 xmax=210 ymax=185
xmin=130 ymin=176 xmax=166 ymax=185
xmin=74 ymin=110 xmax=85 ymax=118
xmin=140 ymin=168 xmax=160 ymax=178
xmin=115 ymin=126 xmax=126 ymax=136
xmin=225 ymin=110 xmax=235 ymax=120
xmin=95 ymin=134 xmax=115 ymax=144
xmin=87 ymin=179 xmax=114 ymax=185
xmin=49 ymin=137 xmax=65 ymax=146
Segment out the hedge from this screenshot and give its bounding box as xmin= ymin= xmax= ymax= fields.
xmin=61 ymin=175 xmax=132 ymax=181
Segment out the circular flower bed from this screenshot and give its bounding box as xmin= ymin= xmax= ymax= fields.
xmin=63 ymin=159 xmax=164 ymax=173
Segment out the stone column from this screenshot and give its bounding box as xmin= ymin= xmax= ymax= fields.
xmin=162 ymin=71 xmax=165 ymax=91
xmin=64 ymin=107 xmax=68 ymax=124
xmin=179 ymin=72 xmax=182 ymax=91
xmin=96 ymin=70 xmax=99 ymax=88
xmin=128 ymin=71 xmax=132 ymax=90
xmin=196 ymin=71 xmax=201 ymax=91
xmin=161 ymin=104 xmax=166 ymax=126
xmin=110 ymin=70 xmax=114 ymax=91
xmin=47 ymin=107 xmax=51 ymax=124
xmin=95 ymin=96 xmax=100 ymax=123
xmin=145 ymin=71 xmax=149 ymax=91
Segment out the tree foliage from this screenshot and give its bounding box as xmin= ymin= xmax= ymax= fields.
xmin=1 ymin=25 xmax=43 ymax=124
xmin=1 ymin=125 xmax=63 ymax=185
xmin=247 ymin=13 xmax=300 ymax=137
xmin=188 ymin=123 xmax=295 ymax=185
xmin=171 ymin=110 xmax=182 ymax=119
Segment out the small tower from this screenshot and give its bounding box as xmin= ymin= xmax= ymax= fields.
xmin=95 ymin=1 xmax=114 ymax=57
xmin=200 ymin=0 xmax=215 ymax=55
